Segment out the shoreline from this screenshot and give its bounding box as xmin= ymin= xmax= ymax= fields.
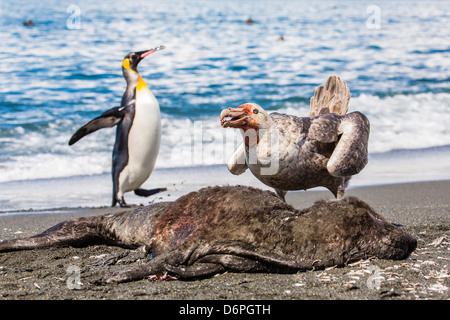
xmin=0 ymin=179 xmax=448 ymax=300
xmin=1 ymin=179 xmax=449 ymax=238
xmin=0 ymin=178 xmax=449 ymax=217
xmin=1 ymin=143 xmax=450 ymax=213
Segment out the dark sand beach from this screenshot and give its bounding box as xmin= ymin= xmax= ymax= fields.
xmin=0 ymin=180 xmax=448 ymax=300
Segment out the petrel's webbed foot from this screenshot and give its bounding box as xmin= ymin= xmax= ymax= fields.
xmin=336 ymin=177 xmax=350 ymax=200
xmin=275 ymin=189 xmax=287 ymax=202
xmin=134 ymin=187 xmax=167 ymax=197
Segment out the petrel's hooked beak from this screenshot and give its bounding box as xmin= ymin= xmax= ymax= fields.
xmin=220 ymin=107 xmax=249 ymax=128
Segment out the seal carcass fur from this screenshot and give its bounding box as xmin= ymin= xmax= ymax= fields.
xmin=0 ymin=186 xmax=416 ymax=283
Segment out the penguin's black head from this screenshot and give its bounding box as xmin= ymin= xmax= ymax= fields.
xmin=122 ymin=45 xmax=165 ymax=73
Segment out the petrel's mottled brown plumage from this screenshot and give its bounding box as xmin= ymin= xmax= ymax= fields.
xmin=221 ymin=76 xmax=370 ymax=200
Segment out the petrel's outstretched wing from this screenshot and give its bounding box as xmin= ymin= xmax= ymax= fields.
xmin=310 ymin=75 xmax=351 ymax=117
xmin=68 ymin=102 xmax=133 ymax=145
xmin=327 ymin=111 xmax=370 ymax=177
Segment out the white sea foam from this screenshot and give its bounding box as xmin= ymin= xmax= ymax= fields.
xmin=1 ymin=92 xmax=449 ymax=183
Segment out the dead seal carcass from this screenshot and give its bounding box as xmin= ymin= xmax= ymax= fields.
xmin=0 ymin=186 xmax=416 ymax=283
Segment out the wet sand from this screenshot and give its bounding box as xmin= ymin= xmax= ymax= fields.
xmin=0 ymin=180 xmax=448 ymax=300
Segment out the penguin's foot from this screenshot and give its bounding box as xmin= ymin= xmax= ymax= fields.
xmin=134 ymin=187 xmax=167 ymax=197
xmin=118 ymin=198 xmax=130 ymax=207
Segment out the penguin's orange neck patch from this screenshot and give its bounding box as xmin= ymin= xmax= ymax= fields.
xmin=136 ymin=76 xmax=147 ymax=91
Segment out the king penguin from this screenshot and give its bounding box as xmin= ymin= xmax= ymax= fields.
xmin=69 ymin=46 xmax=166 ymax=207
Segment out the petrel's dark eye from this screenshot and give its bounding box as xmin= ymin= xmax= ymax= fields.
xmin=253 ymin=109 xmax=259 ymax=114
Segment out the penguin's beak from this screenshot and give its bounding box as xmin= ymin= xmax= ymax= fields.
xmin=137 ymin=45 xmax=165 ymax=59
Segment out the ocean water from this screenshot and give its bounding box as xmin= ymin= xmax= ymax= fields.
xmin=0 ymin=0 xmax=449 ymax=210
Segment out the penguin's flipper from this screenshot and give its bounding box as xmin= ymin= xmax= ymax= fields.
xmin=134 ymin=188 xmax=167 ymax=197
xmin=68 ymin=105 xmax=130 ymax=145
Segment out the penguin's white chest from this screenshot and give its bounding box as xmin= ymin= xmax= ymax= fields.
xmin=121 ymin=86 xmax=161 ymax=191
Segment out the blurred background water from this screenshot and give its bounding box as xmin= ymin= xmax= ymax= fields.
xmin=0 ymin=0 xmax=449 ymax=209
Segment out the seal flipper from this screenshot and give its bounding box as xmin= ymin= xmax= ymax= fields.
xmin=105 ymin=264 xmax=153 ymax=283
xmin=105 ymin=248 xmax=182 ymax=283
xmin=134 ymin=187 xmax=167 ymax=197
xmin=165 ymin=263 xmax=225 ymax=280
xmin=104 ymin=261 xmax=224 ymax=283
xmin=165 ymin=253 xmax=272 ymax=280
xmin=68 ymin=102 xmax=133 ymax=145
xmin=0 ymin=217 xmax=109 ymax=252
xmin=187 ymin=240 xmax=320 ymax=273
